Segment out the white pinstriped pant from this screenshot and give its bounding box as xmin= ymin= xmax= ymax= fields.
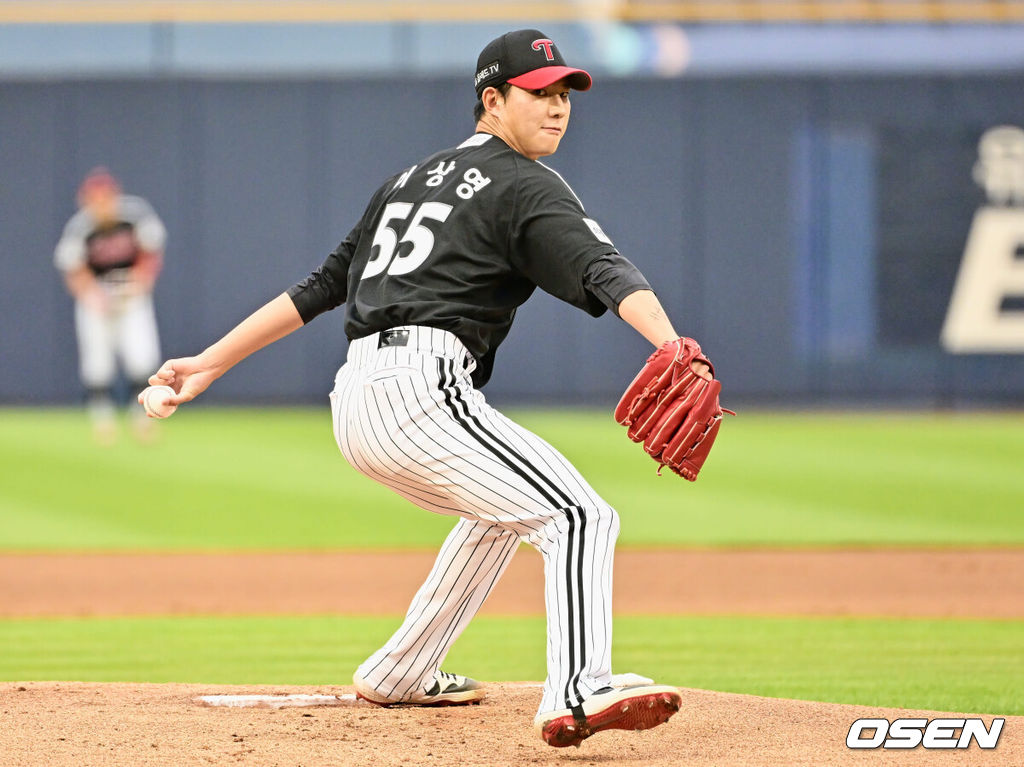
xmin=75 ymin=292 xmax=160 ymax=388
xmin=331 ymin=326 xmax=620 ymax=715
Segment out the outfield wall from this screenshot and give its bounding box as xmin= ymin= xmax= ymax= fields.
xmin=2 ymin=74 xmax=1023 ymax=405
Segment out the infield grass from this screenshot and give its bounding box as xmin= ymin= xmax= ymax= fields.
xmin=1 ymin=407 xmax=1022 ymax=550
xmin=1 ymin=614 xmax=1020 ymax=716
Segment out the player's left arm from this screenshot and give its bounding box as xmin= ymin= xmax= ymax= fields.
xmin=131 ymin=249 xmax=163 ymax=294
xmin=617 ymin=289 xmax=711 ymax=381
xmin=510 ymin=170 xmax=711 ymax=379
xmin=126 ymin=196 xmax=167 ymax=294
xmin=617 ymin=289 xmax=677 ymax=347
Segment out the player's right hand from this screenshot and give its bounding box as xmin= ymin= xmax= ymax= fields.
xmin=147 ymin=356 xmax=219 ymax=406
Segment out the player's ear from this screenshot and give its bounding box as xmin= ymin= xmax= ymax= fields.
xmin=481 ymin=85 xmax=505 ymax=116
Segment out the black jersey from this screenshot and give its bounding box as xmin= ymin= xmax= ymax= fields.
xmin=55 ymin=194 xmax=166 ymax=280
xmin=289 ymin=133 xmax=649 ymax=386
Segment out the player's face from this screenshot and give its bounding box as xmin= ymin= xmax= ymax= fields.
xmin=498 ymin=80 xmax=572 ymax=160
xmin=80 ymin=185 xmax=119 ymax=224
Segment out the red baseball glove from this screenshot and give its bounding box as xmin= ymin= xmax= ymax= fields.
xmin=614 ymin=337 xmax=734 ymax=481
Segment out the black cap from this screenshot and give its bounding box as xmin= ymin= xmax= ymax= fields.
xmin=474 ymin=29 xmax=592 ymax=98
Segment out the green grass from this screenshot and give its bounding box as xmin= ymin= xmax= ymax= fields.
xmin=3 ymin=407 xmax=1018 ymax=718
xmin=1 ymin=407 xmax=1023 ymax=550
xmin=1 ymin=614 xmax=1020 ymax=715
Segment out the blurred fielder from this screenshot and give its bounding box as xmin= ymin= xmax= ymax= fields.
xmin=147 ymin=29 xmax=728 ymax=747
xmin=56 ymin=168 xmax=166 ymax=443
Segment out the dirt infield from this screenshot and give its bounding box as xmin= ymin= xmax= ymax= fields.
xmin=2 ymin=549 xmax=1021 ymax=765
xmin=3 ymin=548 xmax=1023 ymax=618
xmin=1 ymin=681 xmax=1019 ymax=767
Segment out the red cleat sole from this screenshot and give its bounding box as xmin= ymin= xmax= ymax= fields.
xmin=540 ymin=691 xmax=682 ymax=748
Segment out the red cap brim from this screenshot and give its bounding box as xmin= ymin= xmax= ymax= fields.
xmin=507 ymin=66 xmax=592 ymax=92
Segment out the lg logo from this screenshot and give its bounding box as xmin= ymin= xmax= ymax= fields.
xmin=532 ymin=39 xmax=555 ymax=61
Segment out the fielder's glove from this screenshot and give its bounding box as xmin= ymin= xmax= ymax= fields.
xmin=614 ymin=337 xmax=734 ymax=481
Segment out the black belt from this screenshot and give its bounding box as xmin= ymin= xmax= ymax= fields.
xmin=377 ymin=329 xmax=410 ymax=348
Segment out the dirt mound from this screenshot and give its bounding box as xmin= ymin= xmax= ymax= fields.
xmin=1 ymin=682 xmax=1017 ymax=767
xmin=4 ymin=549 xmax=1020 ymax=765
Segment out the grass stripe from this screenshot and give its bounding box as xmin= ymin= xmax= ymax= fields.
xmin=2 ymin=408 xmax=1022 ymax=550
xmin=2 ymin=614 xmax=1020 ymax=715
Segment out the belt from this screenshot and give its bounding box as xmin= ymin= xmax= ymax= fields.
xmin=347 ymin=326 xmax=476 ymax=374
xmin=378 ymin=329 xmax=410 ymax=348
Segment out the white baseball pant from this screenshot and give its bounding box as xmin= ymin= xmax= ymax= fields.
xmin=331 ymin=326 xmax=620 ymax=715
xmin=74 ymin=291 xmax=160 ymax=388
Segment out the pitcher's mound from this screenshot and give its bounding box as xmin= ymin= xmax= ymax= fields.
xmin=2 ymin=681 xmax=1018 ymax=766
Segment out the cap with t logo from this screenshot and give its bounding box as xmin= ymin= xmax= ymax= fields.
xmin=474 ymin=29 xmax=592 ymax=98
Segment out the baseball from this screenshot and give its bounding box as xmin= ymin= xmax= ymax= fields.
xmin=142 ymin=385 xmax=177 ymax=418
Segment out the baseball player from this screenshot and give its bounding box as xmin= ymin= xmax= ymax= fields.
xmin=147 ymin=29 xmax=702 ymax=747
xmin=56 ymin=168 xmax=166 ymax=444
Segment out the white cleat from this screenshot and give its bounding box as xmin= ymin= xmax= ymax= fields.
xmin=353 ymin=670 xmax=485 ymax=707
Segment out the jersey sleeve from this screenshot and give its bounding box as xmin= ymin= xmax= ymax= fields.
xmin=287 ymin=222 xmax=360 ymax=324
xmin=582 ymin=253 xmax=652 ymax=316
xmin=53 ymin=211 xmax=91 ymax=272
xmin=507 ymin=166 xmax=622 ymax=317
xmin=121 ymin=196 xmax=167 ymax=252
xmin=288 ymin=175 xmax=400 ymax=323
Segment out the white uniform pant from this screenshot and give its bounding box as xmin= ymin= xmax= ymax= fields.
xmin=331 ymin=326 xmax=619 ymax=715
xmin=74 ymin=292 xmax=161 ymax=388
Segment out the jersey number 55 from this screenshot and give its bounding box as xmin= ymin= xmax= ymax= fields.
xmin=361 ymin=202 xmax=453 ymax=279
